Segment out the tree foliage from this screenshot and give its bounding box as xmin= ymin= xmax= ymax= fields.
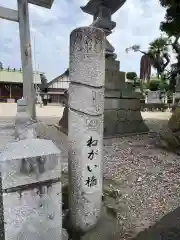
xmin=125 ymin=1 xmax=180 ymax=93
xmin=159 ymin=1 xmax=180 ymax=37
xmin=126 ymin=37 xmax=170 ymax=79
xmin=126 ymin=72 xmax=137 ymax=80
xmin=159 ymin=0 xmax=180 ymax=91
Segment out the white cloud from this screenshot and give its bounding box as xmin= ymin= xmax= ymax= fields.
xmin=0 ymin=0 xmax=166 ymax=81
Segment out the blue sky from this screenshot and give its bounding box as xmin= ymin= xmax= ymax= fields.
xmin=0 ymin=0 xmax=165 ymax=81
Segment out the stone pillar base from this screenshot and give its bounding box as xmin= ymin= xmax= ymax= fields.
xmin=104 ymin=98 xmax=148 ymax=137
xmin=58 ymin=106 xmax=148 ymax=137
xmin=104 ymin=110 xmax=148 ymax=137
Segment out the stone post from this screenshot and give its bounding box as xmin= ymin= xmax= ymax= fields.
xmin=14 ymin=98 xmax=36 ymax=140
xmin=68 ymin=27 xmax=105 ymax=233
xmin=18 ymin=0 xmax=36 ymax=120
xmin=0 ymin=138 xmax=62 ymax=239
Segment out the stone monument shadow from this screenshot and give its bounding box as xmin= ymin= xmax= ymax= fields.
xmin=132 ymin=206 xmax=180 ymax=240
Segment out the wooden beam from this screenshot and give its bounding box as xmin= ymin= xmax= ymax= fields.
xmin=28 ymin=0 xmax=54 ymax=9
xmin=0 ymin=6 xmax=19 ymax=22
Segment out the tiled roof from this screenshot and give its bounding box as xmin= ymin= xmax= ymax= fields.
xmin=48 ymin=68 xmax=69 ymax=86
xmin=0 ymin=70 xmax=42 ymax=84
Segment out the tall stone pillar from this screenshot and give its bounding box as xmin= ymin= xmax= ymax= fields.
xmin=18 ymin=0 xmax=36 ymax=120
xmin=68 ymin=27 xmax=105 ymax=233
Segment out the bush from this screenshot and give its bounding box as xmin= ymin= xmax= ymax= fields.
xmin=148 ymin=80 xmax=160 ymax=91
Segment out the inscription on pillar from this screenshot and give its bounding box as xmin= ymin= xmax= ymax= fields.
xmin=82 ymin=133 xmax=101 ymax=193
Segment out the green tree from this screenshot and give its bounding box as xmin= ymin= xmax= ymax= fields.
xmin=148 ymin=37 xmax=170 ymax=78
xmin=155 ymin=1 xmax=180 ymax=150
xmin=126 ymin=37 xmax=170 ymax=79
xmin=159 ymin=0 xmax=180 ymax=79
xmin=159 ymin=0 xmax=180 ymax=38
xmin=126 ymin=72 xmax=137 ymax=80
xmin=148 ymin=80 xmax=160 ymax=91
xmin=39 ymin=73 xmax=48 ymax=91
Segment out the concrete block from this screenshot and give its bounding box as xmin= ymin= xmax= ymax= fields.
xmin=105 ymin=56 xmax=119 ymax=70
xmin=104 ymin=90 xmax=121 ymax=98
xmin=0 ymin=138 xmax=62 ymax=239
xmin=105 ymin=71 xmax=125 ymax=90
xmin=104 ymin=98 xmax=119 ymax=110
xmin=121 ymin=90 xmax=142 ymax=99
xmin=0 ymin=139 xmax=61 ymax=189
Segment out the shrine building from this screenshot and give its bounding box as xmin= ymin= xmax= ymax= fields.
xmin=0 ymin=67 xmax=42 ymax=102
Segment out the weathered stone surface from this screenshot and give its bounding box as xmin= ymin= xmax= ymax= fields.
xmin=0 ymin=138 xmax=62 ymax=240
xmin=134 ymin=120 xmax=149 ymax=133
xmin=121 ymin=90 xmax=142 ymax=99
xmin=104 ymin=91 xmax=147 ymax=136
xmin=159 ymin=127 xmax=179 ymax=149
xmin=69 ymin=83 xmax=104 ymax=115
xmin=58 ymin=106 xmax=68 ymax=135
xmin=159 ymin=104 xmax=180 ymax=149
xmin=81 ymin=0 xmax=126 ymax=58
xmin=105 ymin=98 xmax=140 ymax=110
xmin=58 ymin=89 xmax=68 ymax=135
xmin=3 ymin=182 xmax=62 ymax=240
xmin=126 ymin=110 xmax=134 ymax=121
xmin=117 ymin=109 xmax=126 ymax=121
xmin=146 ymin=91 xmax=162 ymax=104
xmin=116 ymin=121 xmax=148 ymax=134
xmin=0 ymin=139 xmax=61 ymax=189
xmin=126 ymin=110 xmax=143 ymax=121
xmin=168 ymin=104 xmax=180 ymax=131
xmin=15 ymin=98 xmax=36 ymax=140
xmin=104 ymin=110 xmax=118 ymax=136
xmin=105 ymin=56 xmax=120 ymax=70
xmin=105 ymin=70 xmax=126 ymax=90
xmin=104 ymin=55 xmax=125 ymax=91
xmin=104 ymin=90 xmax=121 ymax=98
xmin=116 ymin=121 xmax=131 ymax=134
xmin=68 ymin=27 xmax=105 ymax=233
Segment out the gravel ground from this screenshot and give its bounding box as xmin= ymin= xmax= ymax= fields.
xmin=103 ymin=134 xmax=180 ymax=239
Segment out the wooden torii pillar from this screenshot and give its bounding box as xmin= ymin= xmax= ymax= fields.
xmin=0 ymin=0 xmax=54 ymax=119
